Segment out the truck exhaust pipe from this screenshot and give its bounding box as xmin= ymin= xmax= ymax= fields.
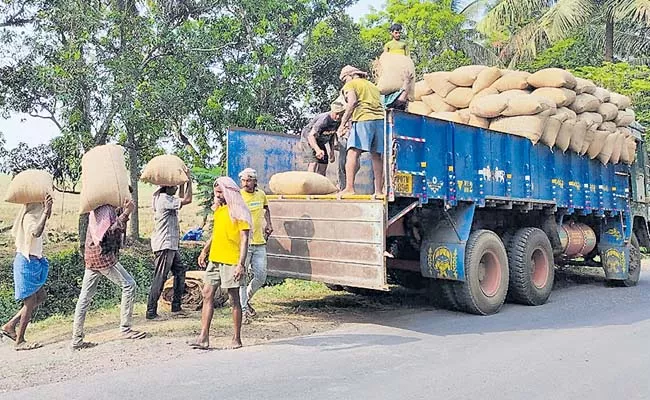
xmin=557 ymin=222 xmax=597 ymax=257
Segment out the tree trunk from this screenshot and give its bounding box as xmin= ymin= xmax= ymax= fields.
xmin=126 ymin=126 xmax=140 ymax=240
xmin=605 ymin=16 xmax=614 ymax=62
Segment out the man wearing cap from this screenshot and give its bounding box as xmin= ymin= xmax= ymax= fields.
xmin=300 ymin=97 xmax=345 ymax=177
xmin=337 ymin=65 xmax=386 ymax=195
xmin=239 ymin=168 xmax=273 ymax=320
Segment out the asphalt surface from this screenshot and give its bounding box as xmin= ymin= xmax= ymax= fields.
xmin=6 ymin=264 xmax=650 ymax=400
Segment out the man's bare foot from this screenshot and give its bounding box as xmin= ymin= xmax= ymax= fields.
xmin=15 ymin=341 xmax=42 ymax=351
xmin=338 ymin=189 xmax=356 ymax=196
xmin=1 ymin=326 xmax=17 ymax=342
xmin=190 ymin=336 xmax=210 ymax=350
xmin=224 ymin=338 xmax=243 ymax=350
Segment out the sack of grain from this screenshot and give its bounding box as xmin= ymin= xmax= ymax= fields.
xmin=593 ymin=87 xmax=611 ymax=103
xmin=555 ymin=120 xmax=575 ymax=152
xmin=501 ymin=95 xmax=549 ymax=117
xmin=492 ymin=71 xmax=531 ymax=92
xmin=449 ymin=65 xmax=487 ymax=87
xmin=430 ymin=111 xmax=464 ymax=123
xmin=407 ymin=101 xmax=433 ymax=116
xmin=527 ymin=68 xmax=577 ymax=89
xmin=445 ymin=87 xmax=474 ymax=108
xmin=79 ymin=144 xmax=131 ymax=214
xmin=626 ymin=136 xmax=637 ymax=164
xmin=421 ymin=93 xmax=456 ymax=112
xmin=587 ymin=130 xmax=610 ymax=160
xmin=556 ymin=107 xmax=577 ymax=121
xmin=599 ymin=121 xmax=617 ymax=133
xmin=375 ymin=52 xmax=416 ymax=96
xmin=570 ymin=93 xmax=600 ymax=113
xmin=531 ymin=87 xmax=576 ymax=107
xmin=473 ymin=87 xmax=499 ymax=101
xmin=269 ymin=171 xmax=338 ymax=195
xmin=598 ymin=103 xmax=618 ymax=121
xmin=141 ymin=155 xmax=189 ymax=187
xmin=615 ymin=109 xmax=635 ymax=126
xmin=577 ymin=112 xmax=604 ymax=130
xmin=468 ymin=113 xmax=490 ymax=129
xmin=498 ymin=89 xmax=532 ymax=100
xmin=4 ymin=169 xmax=53 ymax=204
xmin=618 ymin=126 xmax=632 ymax=137
xmin=568 ymin=120 xmax=589 ymax=154
xmin=470 ymin=94 xmax=509 ymax=118
xmin=619 ymin=137 xmax=632 ymax=164
xmin=457 ymin=109 xmax=471 ymax=124
xmin=580 ymin=128 xmax=596 ymax=155
xmin=472 ymin=67 xmax=502 ymax=93
xmin=539 ymin=115 xmax=563 ymax=148
xmin=609 ymin=92 xmax=632 ymax=109
xmin=609 ymin=133 xmax=626 ymax=164
xmin=489 ymin=112 xmax=550 ymax=143
xmin=574 ymin=77 xmax=597 ymax=94
xmin=424 ymin=72 xmax=457 ymax=97
xmin=414 ymin=80 xmax=433 ymax=101
xmin=598 ymin=133 xmax=618 ymax=164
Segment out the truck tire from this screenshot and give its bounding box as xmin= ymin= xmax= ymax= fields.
xmin=454 ymin=230 xmax=509 ymax=315
xmin=428 ymin=279 xmax=461 ymax=311
xmin=609 ymin=233 xmax=641 ymax=287
xmin=506 ymin=227 xmax=555 ymax=306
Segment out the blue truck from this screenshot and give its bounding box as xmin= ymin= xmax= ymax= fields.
xmin=227 ymin=110 xmax=649 ymax=315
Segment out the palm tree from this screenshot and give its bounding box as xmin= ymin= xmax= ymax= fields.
xmin=476 ymin=0 xmax=650 ymax=67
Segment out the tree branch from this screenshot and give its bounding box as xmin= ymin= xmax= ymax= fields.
xmin=54 ymin=185 xmax=80 ymax=195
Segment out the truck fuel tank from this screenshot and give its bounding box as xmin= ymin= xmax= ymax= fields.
xmin=557 ymin=222 xmax=597 ymax=257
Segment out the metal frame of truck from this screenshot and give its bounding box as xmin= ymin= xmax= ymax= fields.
xmin=227 ymin=110 xmax=649 ymax=315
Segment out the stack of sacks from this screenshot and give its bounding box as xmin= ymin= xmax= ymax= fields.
xmin=407 ymin=65 xmax=639 ymax=165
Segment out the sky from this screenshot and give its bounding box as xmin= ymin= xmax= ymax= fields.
xmin=0 ymin=0 xmax=387 ymax=150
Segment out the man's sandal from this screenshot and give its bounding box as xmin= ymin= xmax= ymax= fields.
xmin=121 ymin=329 xmax=147 ymax=340
xmin=72 ymin=342 xmax=98 ymax=351
xmin=15 ymin=342 xmax=42 ymax=351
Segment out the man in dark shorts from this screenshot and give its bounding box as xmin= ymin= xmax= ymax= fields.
xmin=300 ymin=97 xmax=346 ymax=176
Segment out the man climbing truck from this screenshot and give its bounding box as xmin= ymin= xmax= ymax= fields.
xmin=226 ymin=112 xmax=649 ymax=316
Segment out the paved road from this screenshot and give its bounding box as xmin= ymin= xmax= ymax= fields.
xmin=7 ymin=266 xmax=650 ymax=400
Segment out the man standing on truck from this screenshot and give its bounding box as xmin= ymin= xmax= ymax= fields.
xmin=383 ymin=23 xmax=409 ymax=56
xmin=145 ymin=168 xmax=193 ymax=320
xmin=192 ymin=177 xmax=251 ymax=350
xmin=238 ymin=168 xmax=273 ymax=322
xmin=337 ymin=65 xmax=386 ymax=195
xmin=301 ymin=97 xmax=346 ymax=176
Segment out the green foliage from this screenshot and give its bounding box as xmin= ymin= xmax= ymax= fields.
xmin=518 ymin=36 xmax=603 ymax=72
xmin=191 ymin=166 xmax=223 ymax=220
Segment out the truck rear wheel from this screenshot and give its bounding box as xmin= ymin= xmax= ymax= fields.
xmin=454 ymin=230 xmax=509 ymax=315
xmin=506 ymin=227 xmax=554 ymax=306
xmin=609 ymin=233 xmax=641 ymax=287
xmin=429 ymin=279 xmax=461 ymax=311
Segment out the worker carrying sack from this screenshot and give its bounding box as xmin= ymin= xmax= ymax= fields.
xmin=4 ymin=169 xmax=53 ymax=204
xmin=141 ymin=154 xmax=190 ymax=187
xmin=270 ymin=171 xmax=338 ymax=195
xmin=79 ymin=144 xmax=132 ymax=214
xmin=374 ymin=52 xmax=416 ymax=97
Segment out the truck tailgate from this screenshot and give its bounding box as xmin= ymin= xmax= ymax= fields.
xmin=267 ymin=197 xmax=388 ymax=290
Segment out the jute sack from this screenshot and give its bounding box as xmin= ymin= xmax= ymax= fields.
xmin=468 ymin=113 xmax=490 ymax=129
xmin=618 ymin=126 xmax=632 ymax=137
xmin=609 ymin=133 xmax=626 ymax=164
xmin=421 ymin=93 xmax=456 ymax=112
xmin=626 ymin=136 xmax=637 ymax=164
xmin=445 ymin=87 xmax=474 ymax=108
xmin=555 ymin=120 xmax=575 ymax=152
xmin=498 ymin=89 xmax=531 ymax=100
xmin=619 ymin=136 xmax=632 ymax=165
xmin=501 ymin=94 xmax=549 ymax=117
xmin=577 ymin=112 xmax=604 ymax=130
xmin=141 ymin=155 xmax=189 ymax=187
xmin=527 ymin=68 xmax=577 ymax=89
xmin=375 ymin=52 xmax=416 ymax=96
xmin=470 ymin=94 xmax=508 ymax=118
xmin=4 ymin=169 xmax=53 ymax=204
xmin=488 ymin=111 xmax=550 ymax=144
xmin=599 ymin=121 xmax=617 ymax=133
xmin=472 ymin=87 xmax=499 ymax=102
xmin=449 ymin=65 xmax=487 ymax=87
xmin=570 ymin=93 xmax=601 ymax=113
xmin=615 ymin=109 xmax=635 ymax=126
xmin=79 ymin=144 xmax=131 ymax=214
xmin=457 ymin=108 xmax=472 ymax=124
xmin=598 ymin=103 xmax=618 ymax=121
xmin=593 ymin=87 xmax=611 ymax=103
xmin=569 ymin=120 xmax=589 ymax=154
xmin=609 ymin=92 xmax=632 ymax=109
xmin=430 ymin=111 xmax=464 ymax=123
xmin=407 ymin=101 xmax=433 ymax=116
xmin=414 ymin=80 xmax=433 ymax=101
xmin=587 ymin=130 xmax=610 ymax=160
xmin=556 ymin=107 xmax=577 ymax=121
xmin=472 ymin=67 xmax=502 ymax=93
xmin=269 ymin=171 xmax=338 ymax=195
xmin=539 ymin=114 xmax=563 ymax=148
xmin=598 ymin=133 xmax=618 ymax=164
xmin=531 ymin=87 xmax=576 ymax=107
xmin=491 ymin=71 xmax=531 ymax=92
xmin=574 ymin=77 xmax=597 ymax=94
xmin=423 ymin=72 xmax=457 ymax=97
xmin=580 ymin=128 xmax=596 ymax=155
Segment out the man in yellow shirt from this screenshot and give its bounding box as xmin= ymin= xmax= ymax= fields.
xmin=193 ymin=177 xmax=251 ymax=350
xmin=336 ymin=65 xmax=386 ymax=195
xmin=238 ymin=168 xmax=273 ymax=321
xmin=383 ymin=24 xmax=409 ymax=56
